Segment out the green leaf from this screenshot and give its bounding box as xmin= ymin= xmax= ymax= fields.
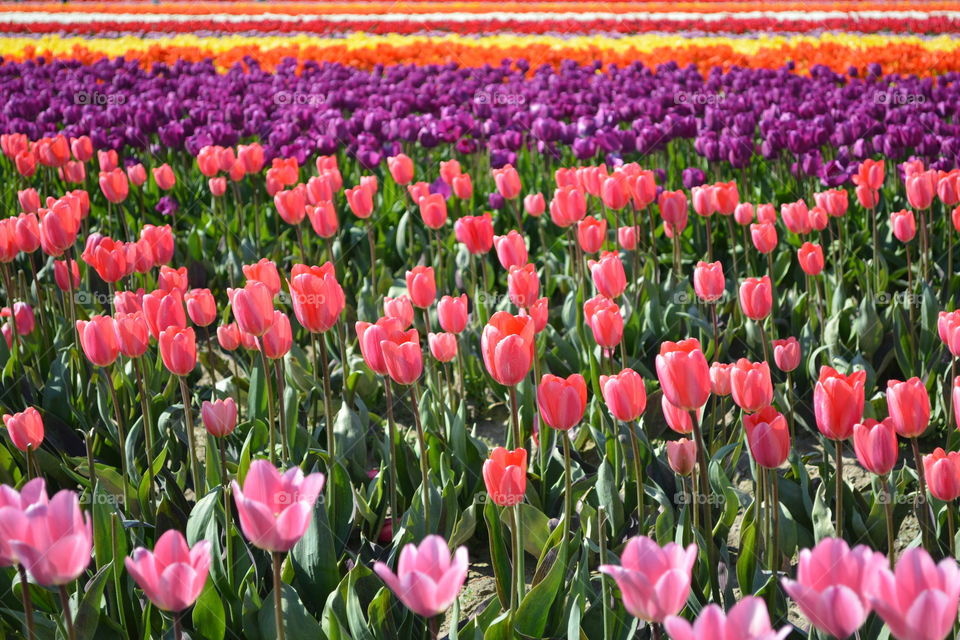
xmin=193 ymin=582 xmax=227 ymax=640
xmin=291 ymin=493 xmax=341 ymax=616
xmin=514 ymin=542 xmax=566 ymax=638
xmin=74 ymin=562 xmax=112 ymax=640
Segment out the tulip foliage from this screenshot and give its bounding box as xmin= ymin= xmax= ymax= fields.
xmin=5 ymin=57 xmax=960 ymax=640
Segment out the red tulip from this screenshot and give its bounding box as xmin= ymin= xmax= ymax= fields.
xmin=853 ymin=418 xmax=899 ymax=476
xmin=454 ymin=214 xmax=493 ymax=254
xmin=655 ymin=339 xmax=710 ymax=411
xmin=658 ymin=190 xmax=688 ymax=234
xmin=439 ymin=160 xmax=461 ymax=185
xmin=523 ymin=297 xmax=549 ymax=333
xmin=755 ymin=203 xmax=776 ymax=224
xmin=584 ymin=295 xmax=623 ymax=349
xmin=815 ymin=188 xmax=849 ymax=217
xmin=886 ymin=377 xmax=930 ymax=438
xmin=890 ymin=209 xmax=916 ymax=243
xmin=238 ymin=143 xmax=265 ymax=173
xmin=492 ymin=231 xmax=528 ymax=269
xmin=418 ymin=194 xmax=448 ymax=229
xmin=481 ymin=312 xmax=534 ymax=387
xmin=142 ymin=288 xmax=187 ymax=339
xmin=288 ymin=263 xmax=345 ymax=333
xmin=140 ymin=224 xmax=174 ymax=265
xmin=99 ymin=169 xmax=129 ymax=204
xmin=507 ymin=263 xmax=539 ymax=308
xmin=242 ymin=258 xmax=281 ymax=295
xmin=693 ymin=261 xmax=724 ymax=302
xmin=262 ymin=311 xmax=292 ymax=360
xmin=599 ymin=368 xmax=647 ymax=422
xmin=97 ymin=149 xmax=118 ymax=172
xmin=627 ymin=170 xmax=657 ymax=209
xmin=550 ymin=185 xmax=587 ymax=227
xmin=39 ymin=203 xmax=81 ymax=257
xmin=18 ymin=189 xmax=39 ymax=214
xmin=405 ymin=266 xmax=436 ymax=309
xmin=923 ymin=448 xmax=960 ymax=502
xmin=356 ymin=317 xmax=407 ymax=376
xmin=537 ymin=374 xmax=587 ymax=431
xmin=601 ymin=175 xmax=629 ymax=211
xmin=666 ymin=439 xmax=697 ymax=476
xmin=482 ymin=447 xmax=526 ymax=506
xmin=780 ymin=200 xmax=811 ymax=235
xmin=428 ymin=332 xmax=457 ymax=363
xmin=115 ymin=312 xmax=150 ymax=358
xmin=306 ymin=201 xmax=338 ymax=238
xmin=152 ymin=164 xmax=175 ymax=190
xmin=589 ymin=252 xmax=627 ymax=299
xmin=2 ymin=407 xmax=43 ymax=452
xmin=158 ymin=265 xmax=188 ymax=294
xmin=798 ymin=242 xmax=824 ymax=276
xmin=380 ymin=328 xmax=423 ymax=385
xmin=346 ymin=185 xmax=374 ymax=219
xmin=59 ymin=161 xmax=85 ymax=184
xmin=12 ymin=213 xmax=37 ymax=255
xmin=739 ymin=276 xmax=773 ymax=321
xmin=493 ymin=165 xmax=521 ymax=200
xmin=451 ymin=173 xmax=472 ymax=200
xmin=0 ymin=219 xmax=17 ymax=263
xmin=77 ymin=316 xmax=120 ymax=367
xmin=744 ymin=405 xmax=790 ymax=468
xmin=387 ymin=154 xmax=414 ymax=185
xmin=185 ymin=288 xmax=217 ymax=327
xmin=230 ymin=281 xmax=275 ymax=337
xmin=407 ymin=182 xmax=431 ymax=203
xmin=730 ymin=358 xmax=773 ymax=413
xmin=577 ymin=216 xmax=606 ymax=253
xmin=906 ymin=170 xmax=937 ymax=210
xmin=53 ymin=259 xmax=80 ymax=291
xmin=661 ymin=396 xmax=693 ymax=434
xmin=274 ymin=187 xmax=307 ymax=225
xmin=750 ymin=222 xmax=778 ymax=254
xmin=437 ymin=294 xmax=468 ymax=334
xmin=814 ymin=366 xmax=867 ymax=440
xmin=70 ymin=135 xmax=93 ymax=162
xmin=82 ymin=236 xmax=128 ymax=283
xmin=159 ymin=326 xmax=197 ymax=376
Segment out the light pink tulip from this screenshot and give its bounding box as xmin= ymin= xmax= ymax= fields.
xmin=870 ymin=547 xmax=960 ymax=640
xmin=373 ymin=535 xmax=468 ymax=618
xmin=125 ymin=529 xmax=210 ymax=611
xmin=665 ymin=596 xmax=791 ymax=640
xmin=8 ymin=490 xmax=92 ymax=586
xmin=231 ymin=459 xmax=325 ymax=552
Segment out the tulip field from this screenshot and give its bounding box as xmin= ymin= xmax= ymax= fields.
xmin=8 ymin=1 xmax=960 ymax=639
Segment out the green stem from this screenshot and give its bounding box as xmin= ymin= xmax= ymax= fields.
xmin=628 ymin=421 xmax=646 ymax=530
xmin=835 ymin=439 xmax=843 ymax=538
xmin=882 ymin=475 xmax=896 ymax=567
xmin=272 ymin=552 xmax=286 ymax=640
xmin=561 ymin=431 xmax=574 ymax=551
xmin=133 ymin=358 xmax=155 ymax=512
xmin=509 ymin=386 xmax=521 ymax=450
xmin=411 ymin=382 xmax=431 ymax=522
xmin=58 ymin=585 xmax=76 ymax=640
xmin=219 ymin=437 xmax=235 ymax=589
xmin=258 ymin=345 xmax=277 ymax=465
xmin=178 ymin=376 xmax=203 ymax=497
xmin=18 ymin=564 xmax=34 ymax=640
xmin=385 ymin=378 xmax=400 ymax=525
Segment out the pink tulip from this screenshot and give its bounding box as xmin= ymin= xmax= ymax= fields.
xmin=159 ymin=326 xmax=197 ymax=376
xmin=662 ymin=396 xmax=694 ymax=434
xmin=427 ymin=332 xmax=457 ymax=363
xmin=589 ymin=252 xmax=627 ymax=299
xmin=142 ymin=288 xmax=187 ymax=339
xmin=231 ymin=281 xmax=275 ymax=337
xmin=383 ymin=296 xmax=414 ymax=329
xmin=693 ymin=261 xmax=724 ymax=302
xmin=781 ymin=537 xmax=886 ymax=639
xmin=666 ymin=438 xmax=697 ymax=476
xmin=9 ymin=490 xmax=92 ymax=586
xmin=125 ymin=529 xmax=210 ymax=611
xmin=798 ymin=242 xmax=824 ymax=276
xmin=380 ymin=329 xmax=423 ymax=385
xmin=656 ymin=339 xmax=711 ymax=411
xmin=387 ymin=154 xmax=414 ymax=185
xmin=739 ymin=276 xmax=773 ymax=321
xmin=418 ymin=194 xmax=447 ymax=229
xmin=924 ymin=448 xmax=960 ymax=502
xmin=584 ymin=295 xmax=623 ymax=349
xmin=524 ymin=193 xmax=545 ymax=217
xmin=152 ymin=164 xmax=176 ymax=191
xmin=710 ymin=362 xmax=733 ymax=396
xmin=492 ymin=231 xmax=528 ymax=269
xmin=870 ymin=547 xmax=960 ymax=640
xmin=853 ymin=418 xmax=899 ymax=476
xmin=242 ymin=258 xmax=281 ymax=295
xmin=356 ymin=317 xmax=407 ymax=376
xmin=0 ymin=478 xmax=47 ymax=566
xmin=599 ymin=536 xmax=697 ymax=623
xmin=886 ymin=377 xmax=930 ymax=438
xmin=507 ymin=263 xmax=539 ymax=308
xmin=537 ymin=374 xmax=587 ymax=431
xmin=492 ymin=165 xmax=521 ymax=200
xmin=599 ymin=368 xmax=647 ymax=423
xmin=665 ymin=596 xmax=790 ymax=640
xmin=750 ymin=222 xmax=778 ymax=254
xmin=262 ymin=311 xmax=292 ymax=360
xmin=481 ymin=312 xmax=534 ymax=387
xmin=288 ymin=263 xmax=345 ymax=333
xmin=891 ymin=209 xmax=916 ymax=243
xmin=743 ymin=405 xmax=790 ymax=468
xmin=454 ymin=214 xmax=493 ymax=254
xmin=730 ymin=359 xmax=773 ymax=413
xmin=577 ymin=216 xmax=606 ymax=253
xmin=437 ymin=294 xmax=468 ymax=334
xmin=814 ymin=366 xmax=866 ymax=441
xmin=201 ymin=398 xmax=238 ymax=437
xmin=232 ymin=459 xmax=325 ymax=552
xmin=2 ymin=407 xmax=43 ymax=452
xmin=772 ymin=337 xmax=801 ymax=372
xmin=76 ymin=316 xmax=120 ymax=367
xmin=185 ymin=288 xmax=217 ymax=327
xmin=405 ymin=266 xmax=436 ymax=309
xmin=373 ymin=535 xmax=468 ymax=618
